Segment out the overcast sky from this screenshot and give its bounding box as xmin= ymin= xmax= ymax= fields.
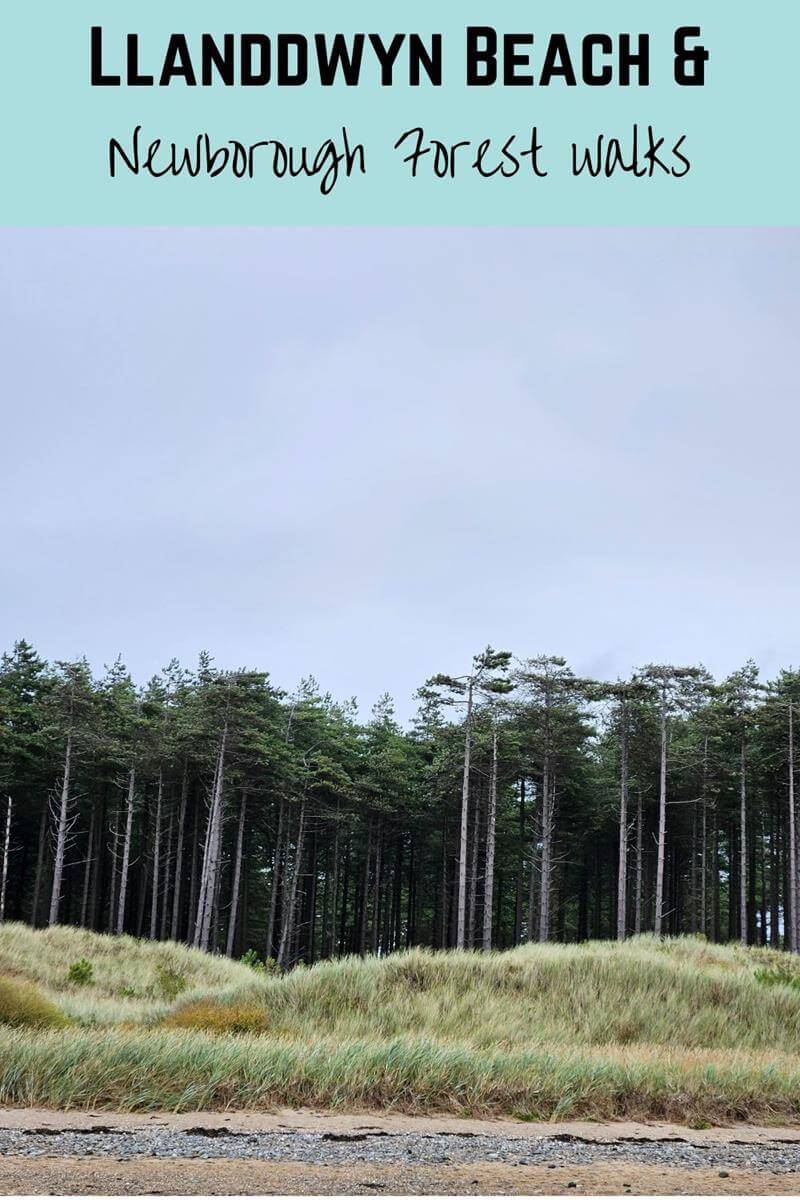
xmin=1 ymin=227 xmax=798 ymax=720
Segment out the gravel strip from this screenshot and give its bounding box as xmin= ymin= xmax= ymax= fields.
xmin=0 ymin=1129 xmax=799 ymax=1174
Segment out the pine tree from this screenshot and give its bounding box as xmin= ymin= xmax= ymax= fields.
xmin=639 ymin=665 xmax=705 ymax=936
xmin=47 ymin=659 xmax=96 ymax=927
xmin=419 ymin=648 xmax=512 ymax=949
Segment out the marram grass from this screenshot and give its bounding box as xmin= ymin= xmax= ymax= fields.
xmin=0 ymin=922 xmax=255 ymax=1025
xmin=2 ymin=924 xmax=800 ymax=1120
xmin=1 ymin=1028 xmax=799 ymax=1123
xmin=0 ymin=976 xmax=67 ymax=1029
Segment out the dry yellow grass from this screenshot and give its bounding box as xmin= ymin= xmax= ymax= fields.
xmin=164 ymin=999 xmax=270 ymax=1035
xmin=0 ymin=976 xmax=67 ymax=1029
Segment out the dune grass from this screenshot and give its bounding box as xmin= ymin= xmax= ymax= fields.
xmin=242 ymin=938 xmax=800 ymax=1055
xmin=1 ymin=924 xmax=800 ymax=1120
xmin=0 ymin=923 xmax=257 ymax=1025
xmin=0 ymin=977 xmax=67 ymax=1030
xmin=2 ymin=1027 xmax=799 ymax=1123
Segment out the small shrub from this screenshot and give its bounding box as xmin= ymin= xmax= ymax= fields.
xmin=0 ymin=976 xmax=67 ymax=1028
xmin=164 ymin=1000 xmax=269 ymax=1035
xmin=155 ymin=966 xmax=187 ymax=1001
xmin=241 ymin=949 xmax=277 ymax=975
xmin=754 ymin=966 xmax=800 ymax=989
xmin=67 ymin=958 xmax=94 ymax=986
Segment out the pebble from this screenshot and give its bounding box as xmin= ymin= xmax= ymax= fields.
xmin=0 ymin=1129 xmax=797 ymax=1174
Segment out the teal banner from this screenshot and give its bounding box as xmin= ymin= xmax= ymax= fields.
xmin=1 ymin=1 xmax=796 ymax=224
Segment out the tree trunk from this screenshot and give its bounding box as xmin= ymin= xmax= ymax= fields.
xmin=654 ymin=694 xmax=668 ymax=936
xmin=538 ymin=762 xmax=552 ymax=942
xmin=711 ymin=805 xmax=719 ymax=942
xmin=616 ymin=704 xmax=629 ymax=940
xmin=170 ymin=765 xmax=189 ymax=941
xmin=136 ymin=800 xmax=150 ymax=938
xmin=116 ymin=765 xmax=136 ymax=936
xmin=320 ymin=845 xmax=331 ymax=958
xmin=340 ymin=839 xmax=351 ymax=952
xmin=759 ymin=819 xmax=768 ymax=944
xmin=739 ymin=733 xmax=748 ymax=946
xmin=325 ymin=809 xmax=340 ymax=958
xmin=31 ymin=799 xmax=48 ymax=928
xmin=371 ymin=822 xmax=382 ymax=956
xmin=732 ymin=827 xmax=740 ymax=942
xmin=770 ymin=808 xmax=780 ymax=947
xmin=187 ymin=789 xmax=200 ymax=944
xmin=392 ymin=837 xmax=403 ymax=951
xmin=514 ymin=780 xmax=525 ymax=944
xmin=439 ymin=819 xmax=448 ymax=949
xmin=689 ymin=797 xmax=698 ymax=935
xmin=194 ymin=725 xmax=227 ymax=952
xmin=149 ymin=770 xmax=163 ymax=941
xmin=226 ymin=789 xmax=248 ymax=957
xmin=107 ymin=808 xmax=119 ymax=932
xmin=0 ymin=796 xmax=11 ymax=923
xmin=467 ymin=786 xmax=480 ymax=948
xmin=634 ymin=789 xmax=643 ymax=934
xmin=265 ymin=797 xmax=286 ymax=960
xmin=406 ymin=838 xmax=416 ymax=948
xmin=482 ymin=727 xmax=498 ymax=952
xmin=277 ymin=803 xmax=305 ymax=969
xmin=700 ymin=735 xmax=708 ymax=937
xmin=160 ymin=805 xmax=174 ymax=941
xmin=359 ymin=818 xmax=372 ymax=955
xmin=527 ymin=780 xmax=538 ymax=941
xmin=48 ymin=735 xmax=73 ymax=927
xmin=456 ymin=680 xmax=474 ymax=950
xmin=80 ymin=802 xmax=95 ymax=928
xmin=789 ymin=702 xmax=798 ymax=952
xmin=210 ymin=834 xmax=223 ymax=953
xmin=306 ymin=830 xmax=318 ymax=963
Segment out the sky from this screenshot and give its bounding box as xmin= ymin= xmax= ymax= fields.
xmin=1 ymin=227 xmax=798 ymax=721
